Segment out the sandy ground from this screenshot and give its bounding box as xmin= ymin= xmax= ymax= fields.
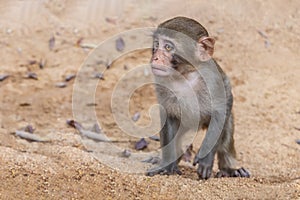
xmin=0 ymin=0 xmax=299 ymax=199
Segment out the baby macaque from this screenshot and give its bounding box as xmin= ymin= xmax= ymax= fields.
xmin=147 ymin=16 xmax=250 ymax=179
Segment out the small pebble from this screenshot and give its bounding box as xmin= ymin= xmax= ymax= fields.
xmin=55 ymin=82 xmax=67 ymax=88
xmin=6 ymin=29 xmax=13 ymax=34
xmin=121 ymin=149 xmax=131 ymax=158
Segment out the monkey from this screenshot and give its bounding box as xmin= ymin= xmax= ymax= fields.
xmin=147 ymin=16 xmax=250 ymax=179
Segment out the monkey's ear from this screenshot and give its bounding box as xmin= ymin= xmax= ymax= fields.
xmin=197 ymin=37 xmax=215 ymax=62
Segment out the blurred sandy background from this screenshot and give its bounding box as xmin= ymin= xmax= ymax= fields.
xmin=0 ymin=0 xmax=299 ymax=199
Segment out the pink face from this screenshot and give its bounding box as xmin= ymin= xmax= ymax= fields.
xmin=150 ymin=37 xmax=176 ymax=77
xmin=151 ymin=34 xmax=215 ymax=77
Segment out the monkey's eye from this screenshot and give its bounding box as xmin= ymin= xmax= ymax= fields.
xmin=164 ymin=43 xmax=174 ymax=52
xmin=153 ymin=41 xmax=159 ymax=49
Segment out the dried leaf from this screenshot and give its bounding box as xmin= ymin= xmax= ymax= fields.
xmin=86 ymin=103 xmax=97 ymax=107
xmin=15 ymin=130 xmax=48 ymax=142
xmin=142 ymin=156 xmax=160 ymax=164
xmin=135 ymin=138 xmax=148 ymax=150
xmin=0 ymin=74 xmax=9 ymax=81
xmin=91 ymin=123 xmax=102 ymax=134
xmin=257 ymin=30 xmax=268 ymax=39
xmin=121 ymin=149 xmax=131 ymax=158
xmin=132 ymin=112 xmax=140 ymax=122
xmin=76 ymin=37 xmax=84 ymax=47
xmin=149 ymin=135 xmax=160 ymax=141
xmin=182 ymin=144 xmax=193 ymax=163
xmin=65 ymin=74 xmax=76 ymax=82
xmin=66 ymin=119 xmax=82 ymax=130
xmin=264 ymin=40 xmax=271 ymax=48
xmin=92 ymin=72 xmax=105 ymax=80
xmin=105 ymin=60 xmax=111 ymax=69
xmin=79 ymin=129 xmax=110 ymax=142
xmin=39 ymin=59 xmax=47 ymax=69
xmin=67 ymin=120 xmax=110 ymax=142
xmin=55 ymin=82 xmax=67 ymax=88
xmin=105 ymin=17 xmax=117 ymax=25
xmin=19 ymin=102 xmax=31 ymax=107
xmin=116 ymin=37 xmax=125 ymax=52
xmin=26 ymin=72 xmax=38 ymax=80
xmin=28 ymin=60 xmax=37 ymax=65
xmin=24 ymin=125 xmax=35 ymax=133
xmin=49 ymin=36 xmax=55 ymax=50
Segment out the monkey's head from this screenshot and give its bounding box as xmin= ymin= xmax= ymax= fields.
xmin=151 ymin=16 xmax=215 ymax=77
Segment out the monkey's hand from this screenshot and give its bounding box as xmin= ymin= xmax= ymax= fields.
xmin=193 ymin=152 xmax=214 ymax=179
xmin=146 ymin=162 xmax=182 ymax=176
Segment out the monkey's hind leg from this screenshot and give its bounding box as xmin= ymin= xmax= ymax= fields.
xmin=216 ymin=114 xmax=250 ymax=178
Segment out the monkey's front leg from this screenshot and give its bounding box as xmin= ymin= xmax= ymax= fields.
xmin=193 ymin=117 xmax=220 ymax=179
xmin=147 ymin=117 xmax=182 ymax=176
xmin=193 ymin=149 xmax=216 ymax=179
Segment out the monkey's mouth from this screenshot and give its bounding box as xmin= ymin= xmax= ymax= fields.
xmin=151 ymin=66 xmax=167 ymax=72
xmin=151 ymin=66 xmax=170 ymax=76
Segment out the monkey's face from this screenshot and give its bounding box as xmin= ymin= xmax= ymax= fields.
xmin=150 ymin=34 xmax=200 ymax=78
xmin=150 ymin=36 xmax=177 ymax=77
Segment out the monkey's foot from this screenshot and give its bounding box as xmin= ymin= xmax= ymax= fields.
xmin=195 ymin=163 xmax=213 ymax=179
xmin=146 ymin=163 xmax=182 ymax=176
xmin=193 ymin=154 xmax=214 ymax=179
xmin=216 ymin=167 xmax=250 ymax=178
